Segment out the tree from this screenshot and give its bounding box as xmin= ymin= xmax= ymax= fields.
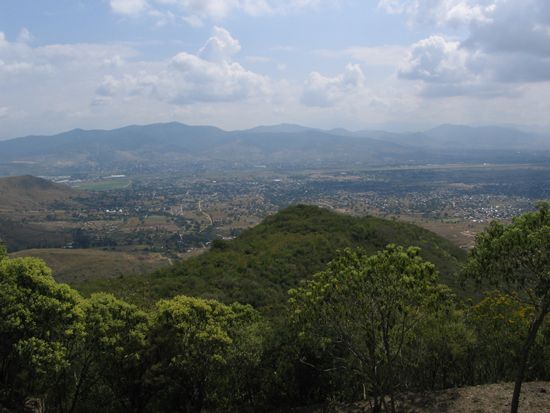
xmin=148 ymin=295 xmax=262 ymax=412
xmin=466 ymin=291 xmax=531 ymax=384
xmin=463 ymin=202 xmax=550 ymax=413
xmin=289 ymin=245 xmax=441 ymax=412
xmin=0 ymin=256 xmax=83 ymax=411
xmin=403 ymin=287 xmax=475 ymax=390
xmin=73 ymin=293 xmax=151 ymax=413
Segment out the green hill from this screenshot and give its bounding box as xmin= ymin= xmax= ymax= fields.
xmin=75 ymin=205 xmax=466 ymax=311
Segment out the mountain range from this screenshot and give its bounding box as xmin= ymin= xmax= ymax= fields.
xmin=0 ymin=122 xmax=548 ymax=175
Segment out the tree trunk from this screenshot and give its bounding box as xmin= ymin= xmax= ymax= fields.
xmin=510 ymin=305 xmax=549 ymax=413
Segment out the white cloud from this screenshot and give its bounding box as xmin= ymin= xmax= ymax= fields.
xmin=168 ymin=53 xmax=269 ymax=103
xmin=0 ymin=32 xmax=134 ymax=77
xmin=0 ymin=31 xmax=142 ymax=136
xmin=94 ymin=27 xmax=270 ymax=105
xmin=385 ymin=0 xmax=550 ymax=97
xmin=378 ymin=0 xmax=496 ymax=26
xmin=380 ymin=0 xmax=550 ymax=58
xmin=110 ymin=0 xmax=149 ymax=15
xmin=198 ymin=26 xmax=241 ymax=62
xmin=399 ymin=36 xmax=472 ymax=84
xmin=301 ymin=63 xmax=365 ymax=107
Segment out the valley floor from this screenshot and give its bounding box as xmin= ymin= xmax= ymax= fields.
xmin=293 ymin=382 xmax=550 ymax=413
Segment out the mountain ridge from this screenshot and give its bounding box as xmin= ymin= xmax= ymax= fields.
xmin=0 ymin=122 xmax=548 ymax=175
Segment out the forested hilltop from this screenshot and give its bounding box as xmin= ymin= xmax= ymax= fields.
xmin=1 ymin=204 xmax=550 ymax=412
xmin=76 ymin=205 xmax=466 ymax=311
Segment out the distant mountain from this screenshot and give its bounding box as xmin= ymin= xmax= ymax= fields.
xmin=241 ymin=123 xmax=316 ymax=134
xmin=0 ymin=122 xmax=415 ymax=174
xmin=0 ymin=122 xmax=227 ymax=168
xmin=0 ymin=122 xmax=548 ymax=175
xmin=0 ymin=175 xmax=84 ymax=211
xmin=361 ymin=124 xmax=548 ymax=150
xmin=77 ymin=205 xmax=466 ymax=311
xmin=424 ymin=124 xmax=545 ymax=150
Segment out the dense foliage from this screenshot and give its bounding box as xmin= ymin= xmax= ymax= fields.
xmin=463 ymin=202 xmax=550 ymax=412
xmin=289 ymin=245 xmax=443 ymax=412
xmin=2 ymin=205 xmax=550 ymax=412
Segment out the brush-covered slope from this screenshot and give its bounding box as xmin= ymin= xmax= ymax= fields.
xmin=76 ymin=205 xmax=466 ymax=311
xmin=0 ymin=175 xmax=84 ymax=211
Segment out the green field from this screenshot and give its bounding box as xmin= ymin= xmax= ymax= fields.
xmin=76 ymin=178 xmax=131 ymax=191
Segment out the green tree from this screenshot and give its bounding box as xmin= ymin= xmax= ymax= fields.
xmin=148 ymin=295 xmax=262 ymax=412
xmin=466 ymin=292 xmax=532 ymax=384
xmin=289 ymin=245 xmax=441 ymax=412
xmin=463 ymin=202 xmax=550 ymax=413
xmin=404 ymin=286 xmax=475 ymax=390
xmin=72 ymin=293 xmax=151 ymax=413
xmin=0 ymin=257 xmax=83 ymax=411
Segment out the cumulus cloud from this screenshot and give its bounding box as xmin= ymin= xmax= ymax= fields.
xmin=198 ymin=27 xmax=241 ymax=62
xmin=94 ymin=27 xmax=270 ymax=105
xmin=463 ymin=1 xmax=550 ymax=57
xmin=301 ymin=63 xmax=365 ymax=107
xmin=386 ymin=0 xmax=550 ymax=97
xmin=399 ymin=36 xmax=472 ymax=83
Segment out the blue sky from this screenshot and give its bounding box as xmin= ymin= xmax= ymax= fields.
xmin=0 ymin=0 xmax=549 ymax=138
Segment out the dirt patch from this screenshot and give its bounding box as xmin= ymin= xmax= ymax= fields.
xmin=292 ymin=382 xmax=550 ymax=413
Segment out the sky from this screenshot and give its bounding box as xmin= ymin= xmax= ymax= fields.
xmin=1 ymin=0 xmax=550 ymax=138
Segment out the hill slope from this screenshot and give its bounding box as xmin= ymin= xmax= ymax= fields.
xmin=0 ymin=175 xmax=84 ymax=211
xmin=76 ymin=205 xmax=466 ymax=311
xmin=10 ymin=248 xmax=171 ymax=283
